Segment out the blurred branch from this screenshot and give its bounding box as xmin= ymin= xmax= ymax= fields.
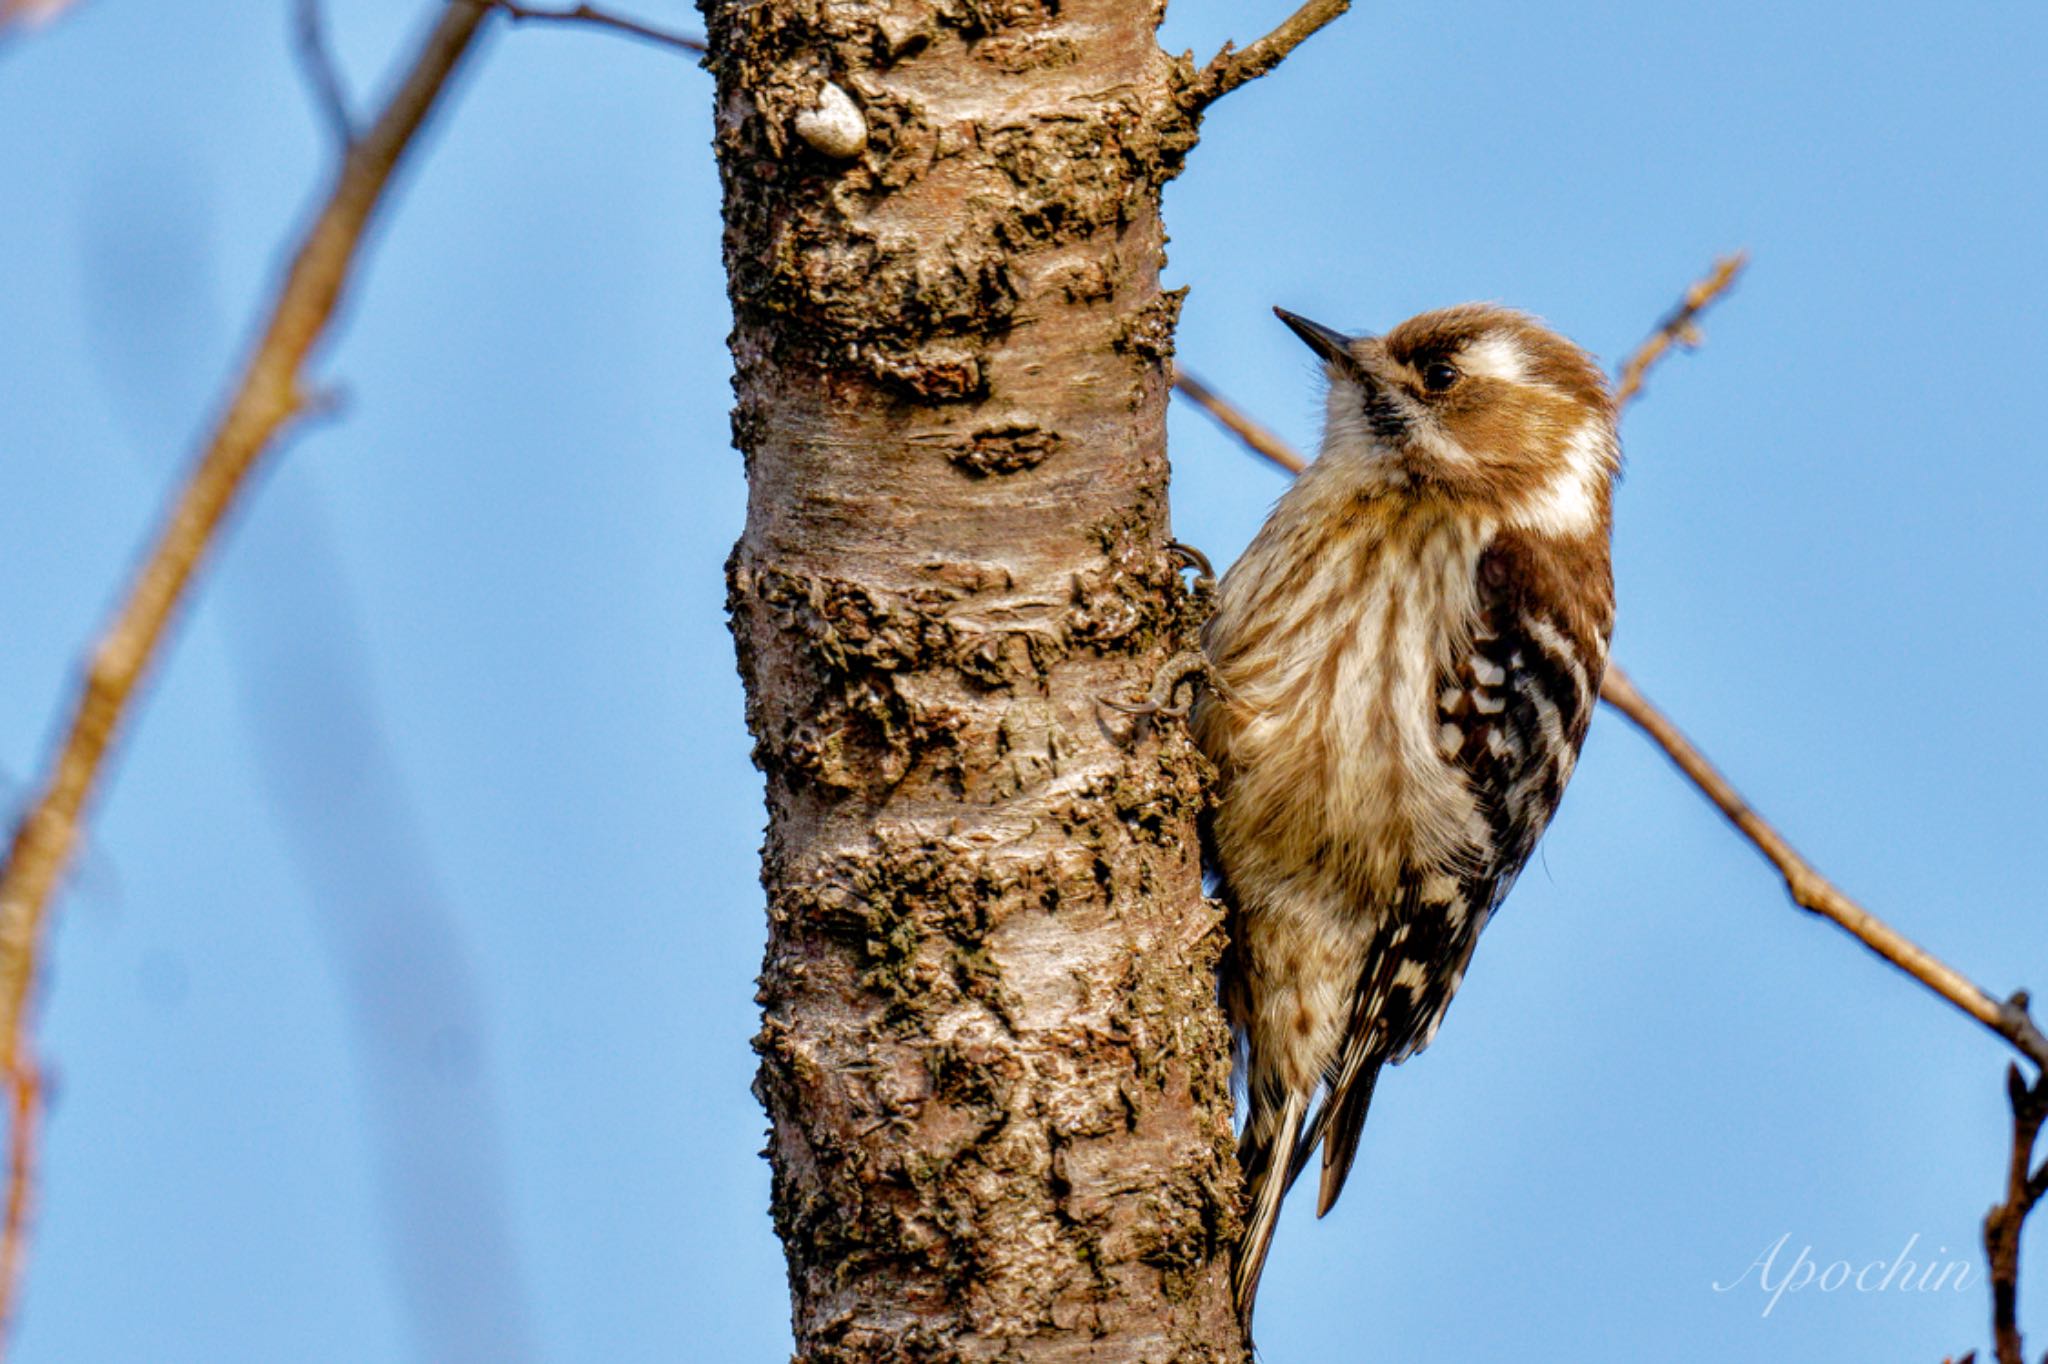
xmin=0 ymin=0 xmax=492 ymax=1340
xmin=0 ymin=1061 xmax=33 ymax=1349
xmin=1611 ymin=252 xmax=1747 ymax=407
xmin=1173 ymin=365 xmax=1304 ymax=474
xmin=489 ymin=1 xmax=705 ymax=55
xmin=1183 ymin=0 xmax=1350 ymax=111
xmin=0 ymin=0 xmax=81 ymax=39
xmin=295 ymin=0 xmax=357 ymax=147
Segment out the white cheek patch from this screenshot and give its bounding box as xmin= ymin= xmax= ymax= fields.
xmin=1457 ymin=334 xmax=1530 ymax=384
xmin=1406 ymin=419 xmax=1477 ymax=471
xmin=1506 ymin=418 xmax=1616 ymax=537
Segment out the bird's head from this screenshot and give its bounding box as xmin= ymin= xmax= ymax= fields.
xmin=1275 ymin=303 xmax=1618 ymax=538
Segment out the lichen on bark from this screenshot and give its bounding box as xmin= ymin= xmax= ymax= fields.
xmin=709 ymin=1 xmax=1241 ymax=1356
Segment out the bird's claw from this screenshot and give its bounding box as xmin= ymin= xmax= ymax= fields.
xmin=1098 ymin=651 xmax=1210 ymax=722
xmin=1171 ymin=536 xmax=1212 ymax=589
xmin=1168 ymin=540 xmax=1214 ymax=582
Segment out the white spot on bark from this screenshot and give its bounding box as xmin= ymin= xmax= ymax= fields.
xmin=794 ymin=82 xmax=867 ymax=159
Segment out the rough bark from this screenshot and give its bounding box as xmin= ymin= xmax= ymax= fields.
xmin=707 ymin=1 xmax=1241 ymax=1357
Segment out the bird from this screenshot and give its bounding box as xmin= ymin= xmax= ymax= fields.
xmin=1190 ymin=303 xmax=1619 ymax=1328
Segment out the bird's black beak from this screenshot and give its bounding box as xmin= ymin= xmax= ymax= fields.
xmin=1273 ymin=308 xmax=1357 ymax=365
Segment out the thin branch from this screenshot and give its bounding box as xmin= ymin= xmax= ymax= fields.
xmin=1598 ymin=251 xmax=2048 ymax=1069
xmin=1986 ymin=1065 xmax=2048 ymax=1364
xmin=1606 ymin=253 xmax=2048 ymax=1364
xmin=1597 ymin=666 xmax=2048 ymax=1070
xmin=489 ymin=1 xmax=705 ymax=55
xmin=1173 ymin=364 xmax=1305 ymax=474
xmin=295 ymin=0 xmax=357 ymax=148
xmin=0 ymin=0 xmax=492 ymax=1337
xmin=1612 ymin=252 xmax=1748 ymax=409
xmin=1184 ymin=0 xmax=1350 ymax=111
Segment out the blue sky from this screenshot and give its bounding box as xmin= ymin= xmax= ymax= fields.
xmin=1 ymin=1 xmax=2045 ymax=1359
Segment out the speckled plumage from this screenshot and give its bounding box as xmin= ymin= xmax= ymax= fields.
xmin=1193 ymin=305 xmax=1618 ymax=1326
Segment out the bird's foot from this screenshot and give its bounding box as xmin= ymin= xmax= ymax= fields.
xmin=1099 ymin=650 xmax=1211 ymax=721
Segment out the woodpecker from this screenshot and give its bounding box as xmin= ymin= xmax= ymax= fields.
xmin=1192 ymin=304 xmax=1618 ymax=1327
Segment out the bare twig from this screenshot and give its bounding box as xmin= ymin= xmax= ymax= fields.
xmin=1597 ymin=666 xmax=2048 ymax=1070
xmin=1606 ymin=253 xmax=2048 ymax=1364
xmin=1612 ymin=252 xmax=1747 ymax=408
xmin=1599 ymin=251 xmax=2048 ymax=1070
xmin=1986 ymin=1065 xmax=2048 ymax=1364
xmin=1184 ymin=0 xmax=1350 ymax=111
xmin=490 ymin=1 xmax=706 ymax=55
xmin=295 ymin=0 xmax=356 ymax=147
xmin=0 ymin=0 xmax=492 ymax=1337
xmin=1173 ymin=364 xmax=1305 ymax=474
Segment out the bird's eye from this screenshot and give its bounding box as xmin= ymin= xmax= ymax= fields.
xmin=1421 ymin=360 xmax=1460 ymax=392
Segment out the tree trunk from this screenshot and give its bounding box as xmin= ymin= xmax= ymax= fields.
xmin=708 ymin=0 xmax=1241 ymax=1357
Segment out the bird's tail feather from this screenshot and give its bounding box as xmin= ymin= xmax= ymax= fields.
xmin=1314 ymin=1060 xmax=1381 ymax=1217
xmin=1272 ymin=1043 xmax=1385 ymax=1215
xmin=1234 ymin=1088 xmax=1309 ymax=1330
